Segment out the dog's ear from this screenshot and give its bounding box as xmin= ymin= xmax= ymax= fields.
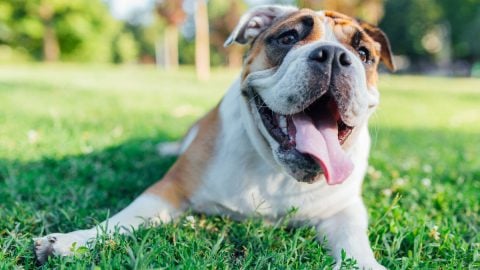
xmin=224 ymin=5 xmax=298 ymax=47
xmin=359 ymin=21 xmax=396 ymax=71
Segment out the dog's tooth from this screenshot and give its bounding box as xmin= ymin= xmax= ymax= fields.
xmin=279 ymin=116 xmax=287 ymax=134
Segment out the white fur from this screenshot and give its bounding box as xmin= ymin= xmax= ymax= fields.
xmin=179 ymin=124 xmax=199 ymax=153
xmin=191 ymin=85 xmax=370 ymax=222
xmin=317 ymin=11 xmax=339 ymax=43
xmin=318 ymin=200 xmax=386 ymax=270
xmin=157 ymin=141 xmax=181 ymax=156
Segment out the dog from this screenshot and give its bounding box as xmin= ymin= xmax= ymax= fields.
xmin=34 ymin=5 xmax=395 ymax=269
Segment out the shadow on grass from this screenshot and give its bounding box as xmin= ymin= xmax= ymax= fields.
xmin=0 ymin=134 xmax=177 ymax=233
xmin=1 ymin=126 xmax=479 ymax=231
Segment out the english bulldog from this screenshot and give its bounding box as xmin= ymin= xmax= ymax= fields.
xmin=34 ymin=5 xmax=395 ymax=269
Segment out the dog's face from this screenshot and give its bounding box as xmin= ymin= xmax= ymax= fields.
xmin=225 ymin=6 xmax=395 ymax=185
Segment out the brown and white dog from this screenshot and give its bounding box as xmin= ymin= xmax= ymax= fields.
xmin=34 ymin=5 xmax=395 ymax=269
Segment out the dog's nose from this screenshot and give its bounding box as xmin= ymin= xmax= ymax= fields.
xmin=308 ymin=45 xmax=352 ymax=68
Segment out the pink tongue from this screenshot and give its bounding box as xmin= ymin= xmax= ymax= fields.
xmin=292 ymin=112 xmax=354 ymax=185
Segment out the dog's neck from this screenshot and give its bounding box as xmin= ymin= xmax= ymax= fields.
xmin=219 ymin=78 xmax=281 ymax=171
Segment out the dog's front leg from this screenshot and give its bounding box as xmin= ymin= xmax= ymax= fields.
xmin=34 ymin=108 xmax=218 ymax=264
xmin=34 ymin=180 xmax=183 ymax=265
xmin=316 ymin=198 xmax=385 ymax=270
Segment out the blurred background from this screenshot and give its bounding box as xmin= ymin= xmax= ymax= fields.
xmin=1 ymin=0 xmax=480 ymax=79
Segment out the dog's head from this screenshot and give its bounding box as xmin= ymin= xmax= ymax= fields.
xmin=225 ymin=5 xmax=395 ymax=185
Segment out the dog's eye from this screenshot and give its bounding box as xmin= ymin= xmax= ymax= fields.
xmin=276 ymin=30 xmax=299 ymax=46
xmin=358 ymin=47 xmax=370 ymax=63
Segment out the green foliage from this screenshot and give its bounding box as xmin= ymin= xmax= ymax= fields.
xmin=0 ymin=65 xmax=479 ymax=268
xmin=119 ymin=15 xmax=166 ymax=64
xmin=178 ymin=38 xmax=196 ymax=65
xmin=0 ymin=0 xmax=122 ymax=62
xmin=208 ymin=0 xmax=232 ymax=18
xmin=380 ymin=0 xmax=480 ymax=60
xmin=112 ymin=31 xmax=139 ymax=64
xmin=1 ymin=0 xmax=479 ymax=65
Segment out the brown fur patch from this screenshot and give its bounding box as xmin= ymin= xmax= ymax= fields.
xmin=324 ymin=10 xmax=353 ymax=21
xmin=301 ymin=10 xmax=323 ymax=43
xmin=145 ymin=106 xmax=220 ymax=208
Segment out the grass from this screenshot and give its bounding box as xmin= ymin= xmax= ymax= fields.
xmin=0 ymin=64 xmax=479 ymax=269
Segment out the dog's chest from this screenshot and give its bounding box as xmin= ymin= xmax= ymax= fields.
xmin=187 ymin=85 xmax=370 ymax=222
xmin=191 ymin=169 xmax=362 ymax=223
xmin=189 ymin=130 xmax=368 ymax=223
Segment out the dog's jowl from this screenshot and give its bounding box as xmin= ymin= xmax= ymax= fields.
xmin=34 ymin=5 xmax=395 ymax=269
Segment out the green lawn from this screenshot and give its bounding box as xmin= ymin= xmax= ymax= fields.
xmin=0 ymin=65 xmax=479 ymax=269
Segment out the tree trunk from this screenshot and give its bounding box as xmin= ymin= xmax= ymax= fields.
xmin=195 ymin=0 xmax=210 ymax=81
xmin=42 ymin=20 xmax=59 ymax=62
xmin=164 ymin=25 xmax=179 ymax=70
xmin=39 ymin=1 xmax=59 ymax=62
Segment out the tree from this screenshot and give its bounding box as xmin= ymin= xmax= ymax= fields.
xmin=0 ymin=0 xmax=121 ymax=62
xmin=435 ymin=0 xmax=480 ymax=61
xmin=156 ymin=0 xmax=186 ymax=69
xmin=195 ymin=0 xmax=210 ymax=80
xmin=380 ymin=0 xmax=480 ymax=63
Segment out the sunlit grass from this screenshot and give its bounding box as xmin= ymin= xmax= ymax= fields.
xmin=0 ymin=65 xmax=478 ymax=269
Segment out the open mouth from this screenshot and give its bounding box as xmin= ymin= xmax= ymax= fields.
xmin=254 ymin=94 xmax=354 ymax=149
xmin=254 ymin=94 xmax=355 ymax=185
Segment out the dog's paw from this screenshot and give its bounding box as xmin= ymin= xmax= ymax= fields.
xmin=356 ymin=260 xmax=387 ymax=270
xmin=359 ymin=261 xmax=387 ymax=270
xmin=333 ymin=260 xmax=387 ymax=270
xmin=33 ymin=233 xmax=87 ymax=264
